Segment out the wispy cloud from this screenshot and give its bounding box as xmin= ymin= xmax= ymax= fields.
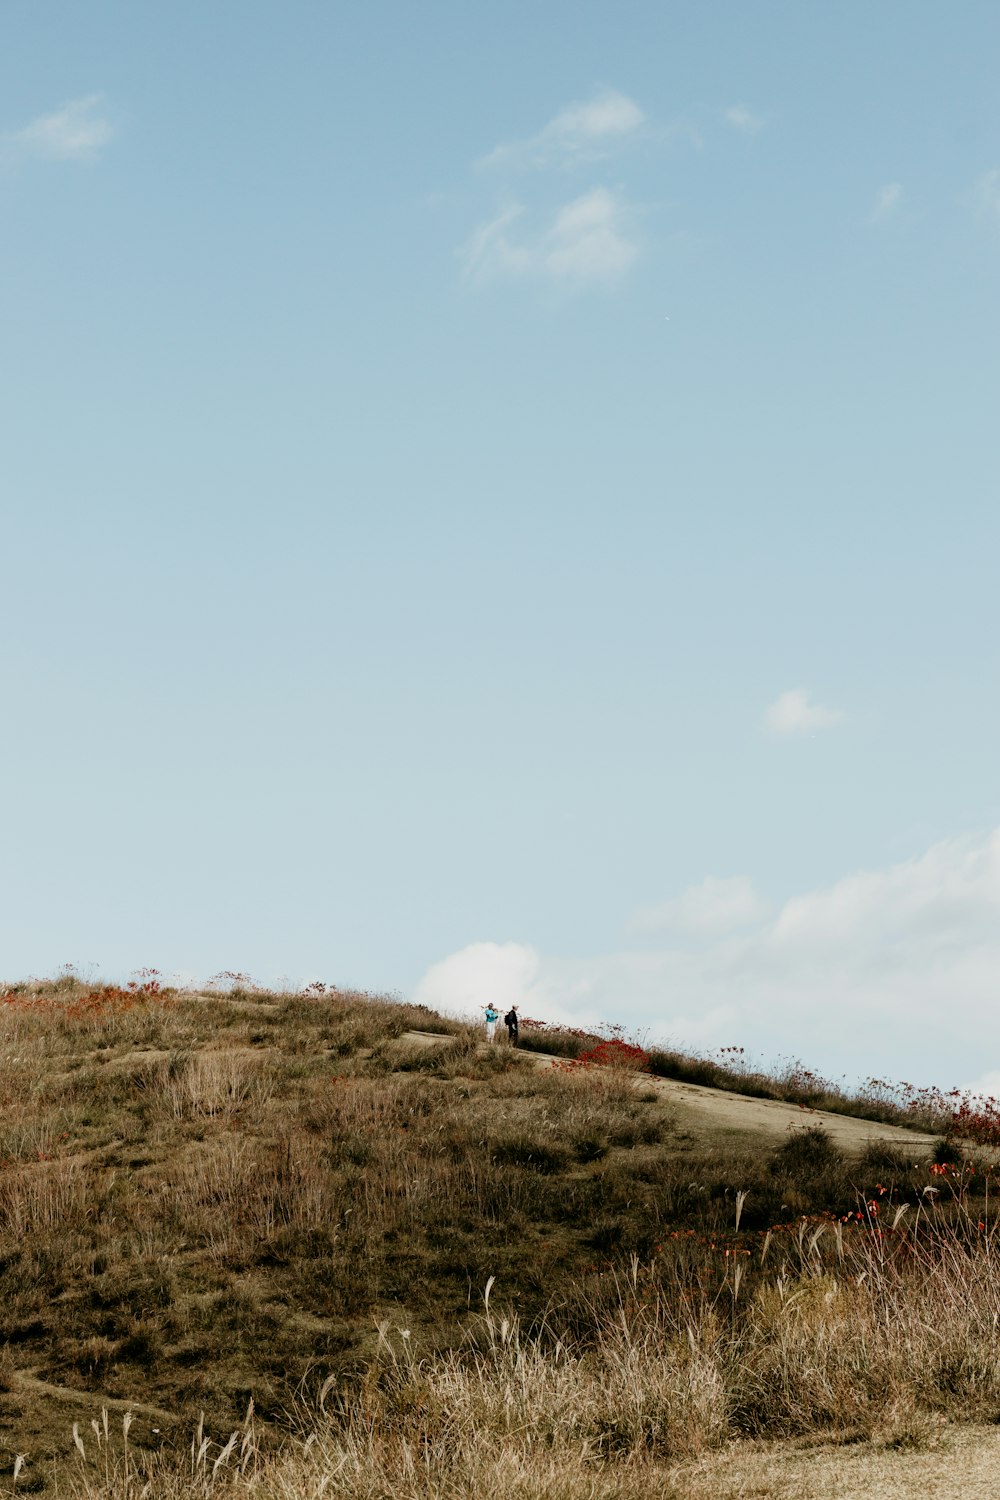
xmin=871 ymin=182 xmax=903 ymax=222
xmin=460 ymin=204 xmax=530 ymax=278
xmin=965 ymin=1069 xmax=1000 ymax=1100
xmin=630 ymin=875 xmax=769 ymax=936
xmin=416 ymin=828 xmax=1000 ymax=1087
xmin=764 ymin=688 xmax=844 ymax=736
xmin=480 ymin=88 xmax=643 ymax=171
xmin=461 ymin=187 xmax=639 ymax=287
xmin=463 ymin=88 xmax=647 ymax=292
xmin=973 ymin=168 xmax=1000 ymax=229
xmin=3 ymin=94 xmax=114 ymax=163
xmin=723 ymin=104 xmax=763 ymax=134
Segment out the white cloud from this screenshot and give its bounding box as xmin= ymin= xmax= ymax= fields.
xmin=723 ymin=105 xmax=763 ymax=134
xmin=544 ymin=188 xmax=638 ymax=279
xmin=414 ymin=829 xmax=1000 ymax=1088
xmin=463 ymin=89 xmax=646 ymax=290
xmin=871 ymin=182 xmax=903 ymax=222
xmin=768 ymin=834 xmax=1000 ymax=953
xmin=4 ymin=94 xmax=114 ymax=163
xmin=414 ymin=940 xmax=602 ymax=1029
xmin=630 ymin=876 xmax=769 ymax=936
xmin=764 ymin=688 xmax=844 ymax=736
xmin=550 ymin=90 xmax=643 ymax=143
xmin=461 ymin=187 xmax=638 ymax=287
xmin=481 ymin=88 xmax=643 ymax=171
xmin=974 ymin=168 xmax=1000 ymax=229
xmin=964 ymin=1070 xmax=1000 ymax=1101
xmin=459 ymin=204 xmax=532 ymax=279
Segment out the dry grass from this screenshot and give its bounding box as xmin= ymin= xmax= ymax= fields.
xmin=161 ymin=1051 xmax=275 ymax=1120
xmin=50 ymin=1211 xmax=1000 ymax=1496
xmin=0 ymin=971 xmax=993 ymax=1497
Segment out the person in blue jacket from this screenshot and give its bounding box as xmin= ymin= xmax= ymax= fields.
xmin=482 ymin=1004 xmax=499 ymax=1043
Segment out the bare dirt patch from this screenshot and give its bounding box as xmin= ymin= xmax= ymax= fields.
xmin=654 ymin=1074 xmax=938 ymax=1153
xmin=674 ymin=1425 xmax=1000 ymax=1499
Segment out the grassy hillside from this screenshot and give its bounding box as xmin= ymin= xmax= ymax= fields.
xmin=0 ymin=973 xmax=996 ymax=1497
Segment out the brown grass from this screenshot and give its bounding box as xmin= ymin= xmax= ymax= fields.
xmin=50 ymin=1208 xmax=1000 ymax=1496
xmin=0 ymin=971 xmax=991 ymax=1496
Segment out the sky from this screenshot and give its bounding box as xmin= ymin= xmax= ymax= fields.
xmin=2 ymin=2 xmax=999 ymax=1090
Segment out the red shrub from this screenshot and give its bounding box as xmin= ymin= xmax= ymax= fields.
xmin=563 ymin=1037 xmax=651 ymax=1073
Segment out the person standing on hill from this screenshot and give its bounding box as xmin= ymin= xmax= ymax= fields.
xmin=483 ymin=1004 xmax=499 ymax=1043
xmin=504 ymin=1006 xmax=519 ymax=1046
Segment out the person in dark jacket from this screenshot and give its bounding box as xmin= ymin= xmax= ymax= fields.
xmin=504 ymin=1006 xmax=519 ymax=1046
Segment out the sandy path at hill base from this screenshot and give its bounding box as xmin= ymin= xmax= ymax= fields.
xmin=399 ymin=1032 xmax=939 ymax=1155
xmin=672 ymin=1425 xmax=1000 ymax=1499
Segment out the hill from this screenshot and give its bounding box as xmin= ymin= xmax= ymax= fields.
xmin=0 ymin=973 xmax=992 ymax=1497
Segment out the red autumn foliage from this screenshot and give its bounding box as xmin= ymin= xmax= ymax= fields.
xmin=0 ymin=968 xmax=168 ymax=1020
xmin=561 ymin=1036 xmax=652 ymax=1073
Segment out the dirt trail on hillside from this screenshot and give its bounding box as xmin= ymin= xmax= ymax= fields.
xmin=649 ymin=1074 xmax=938 ymax=1153
xmin=399 ymin=1031 xmax=939 ymax=1155
xmin=11 ymin=1370 xmax=179 ymax=1426
xmin=673 ymin=1424 xmax=1000 ymax=1499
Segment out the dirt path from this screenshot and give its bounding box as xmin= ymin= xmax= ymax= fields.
xmin=11 ymin=1370 xmax=179 ymax=1427
xmin=653 ymin=1074 xmax=938 ymax=1154
xmin=673 ymin=1424 xmax=1000 ymax=1499
xmin=399 ymin=1031 xmax=939 ymax=1155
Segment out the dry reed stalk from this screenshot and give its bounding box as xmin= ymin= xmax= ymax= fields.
xmin=164 ymin=1051 xmax=273 ymax=1120
xmin=0 ymin=1156 xmax=89 ymax=1235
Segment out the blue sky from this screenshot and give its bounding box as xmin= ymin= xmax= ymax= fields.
xmin=3 ymin=2 xmax=999 ymax=1087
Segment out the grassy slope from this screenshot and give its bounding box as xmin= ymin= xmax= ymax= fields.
xmin=0 ymin=977 xmax=978 ymax=1494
